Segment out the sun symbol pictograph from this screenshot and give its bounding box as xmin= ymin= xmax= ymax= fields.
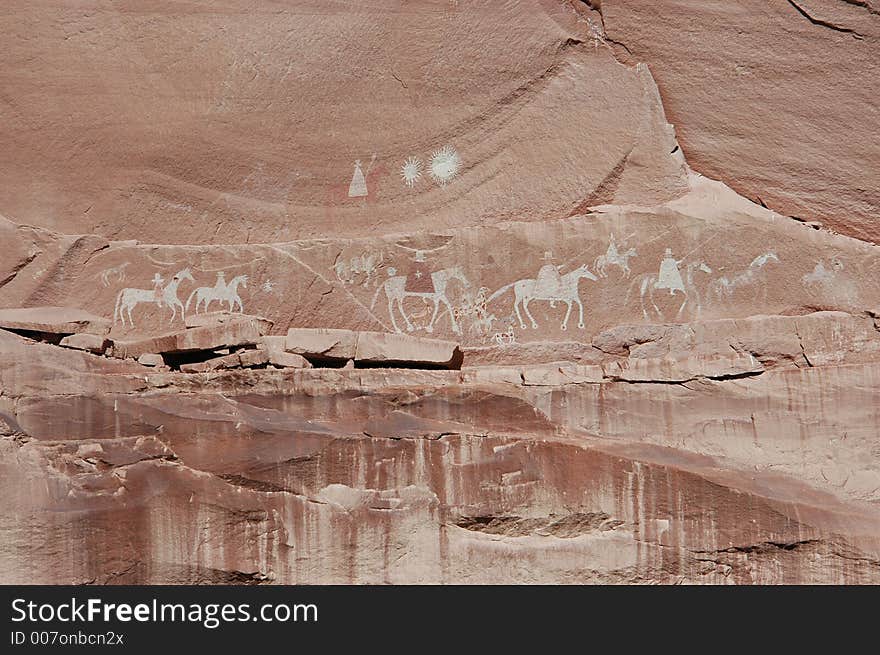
xmin=400 ymin=156 xmax=422 ymax=188
xmin=429 ymin=145 xmax=461 ymax=187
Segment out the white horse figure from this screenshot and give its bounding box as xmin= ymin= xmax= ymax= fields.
xmin=113 ymin=269 xmax=195 ymax=327
xmin=97 ymin=262 xmax=130 ymax=287
xmin=186 ymin=275 xmax=248 ymax=314
xmin=710 ymin=252 xmax=779 ymax=299
xmin=487 ymin=264 xmax=599 ymax=330
xmin=371 ymin=266 xmax=470 ymax=334
xmin=803 ymin=257 xmax=844 ymax=288
xmin=594 ymin=241 xmax=638 ymax=278
xmin=630 ymin=261 xmax=712 ymax=320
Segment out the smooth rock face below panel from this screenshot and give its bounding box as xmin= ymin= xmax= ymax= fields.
xmin=2 ymin=307 xmax=880 ymax=584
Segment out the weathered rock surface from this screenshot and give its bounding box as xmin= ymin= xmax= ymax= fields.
xmin=0 ymin=0 xmax=687 ymax=244
xmin=136 ymin=353 xmax=165 ymax=368
xmin=237 ymin=349 xmax=270 ymax=369
xmin=110 ymin=333 xmax=180 ymax=360
xmin=266 ymin=351 xmax=312 ymax=370
xmin=112 ymin=314 xmax=271 ymax=359
xmin=0 ymin=0 xmax=878 ymax=585
xmin=1 ymin=177 xmax=877 ymax=348
xmin=0 ymin=306 xmax=110 ymax=336
xmin=179 ymin=349 xmax=269 ymax=374
xmin=184 ymin=311 xmax=271 ymax=331
xmin=353 ymin=331 xmax=461 ymax=368
xmin=600 ymin=0 xmax=880 ymax=244
xmin=174 ymin=316 xmax=270 ymax=352
xmin=58 ymin=332 xmax=108 ymax=354
xmin=257 ymin=336 xmax=312 ymax=369
xmin=285 ymin=328 xmax=359 ymax=360
xmin=284 ymin=328 xmax=460 ymax=368
xmin=521 ymin=362 xmax=604 ymax=386
xmin=2 ymin=308 xmax=880 ymax=584
xmin=179 ymin=353 xmax=241 ymax=374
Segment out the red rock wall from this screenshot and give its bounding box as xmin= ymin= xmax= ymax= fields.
xmin=1 ymin=1 xmax=879 ymax=584
xmin=0 ymin=1 xmax=686 ymax=243
xmin=601 ymin=0 xmax=880 ymax=243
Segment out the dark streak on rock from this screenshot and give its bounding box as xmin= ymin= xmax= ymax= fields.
xmin=786 ymin=0 xmax=865 ymax=39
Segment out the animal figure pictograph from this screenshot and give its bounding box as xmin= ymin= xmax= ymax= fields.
xmin=98 ymin=262 xmax=130 ymax=287
xmin=186 ymin=273 xmax=249 ymax=314
xmin=594 ymin=236 xmax=637 ymax=278
xmin=372 ymin=266 xmax=470 ymax=334
xmin=488 ymin=264 xmax=599 ymax=330
xmin=334 ymin=251 xmax=384 ymax=287
xmin=113 ymin=268 xmax=195 ymax=327
xmin=631 ymin=253 xmax=712 ymax=320
xmin=710 ymin=252 xmax=779 ymax=300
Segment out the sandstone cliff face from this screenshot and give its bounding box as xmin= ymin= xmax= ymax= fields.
xmin=600 ymin=0 xmax=880 ymax=244
xmin=0 ymin=0 xmax=685 ymax=243
xmin=0 ymin=0 xmax=878 ymax=584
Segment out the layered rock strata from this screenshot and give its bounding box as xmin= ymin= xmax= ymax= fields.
xmin=1 ymin=302 xmax=879 ymax=584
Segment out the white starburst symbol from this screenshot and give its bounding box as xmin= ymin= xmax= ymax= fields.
xmin=400 ymin=156 xmax=422 ymax=188
xmin=429 ymin=145 xmax=461 ymax=187
xmin=261 ymin=280 xmax=275 ymax=293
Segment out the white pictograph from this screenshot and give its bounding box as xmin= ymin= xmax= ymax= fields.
xmin=452 ymin=286 xmax=496 ymax=336
xmin=348 ymin=154 xmax=377 ymax=198
xmin=348 ymin=160 xmax=367 ymax=197
xmin=594 ymin=235 xmax=637 ymax=278
xmin=150 ymin=273 xmax=165 ymax=306
xmin=261 ymin=280 xmax=276 ymax=293
xmin=371 ymin=265 xmax=470 ymax=335
xmin=492 ymin=329 xmax=517 ymax=347
xmin=429 ymin=145 xmax=461 ymax=187
xmin=400 ymin=157 xmax=422 ymax=188
xmin=711 ymin=252 xmax=779 ymax=298
xmin=113 ymin=268 xmax=195 ymax=327
xmin=487 ymin=264 xmax=599 ymax=330
xmin=185 ymin=272 xmax=249 ymax=314
xmin=97 ymin=262 xmax=130 ymax=287
xmin=657 ymin=248 xmax=686 ymax=294
xmin=334 ymin=251 xmax=385 ymax=287
xmin=803 ymin=258 xmax=844 ymax=288
xmin=801 ymin=257 xmax=860 ymax=306
xmin=630 ymin=249 xmax=712 ymax=319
